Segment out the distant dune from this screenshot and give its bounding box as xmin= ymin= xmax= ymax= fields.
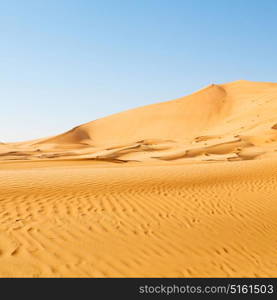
xmin=2 ymin=79 xmax=277 ymax=163
xmin=1 ymin=80 xmax=277 ymax=277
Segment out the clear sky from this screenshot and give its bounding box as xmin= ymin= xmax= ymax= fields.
xmin=1 ymin=0 xmax=277 ymax=142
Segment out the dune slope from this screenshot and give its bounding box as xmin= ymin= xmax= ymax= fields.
xmin=2 ymin=80 xmax=277 ymax=163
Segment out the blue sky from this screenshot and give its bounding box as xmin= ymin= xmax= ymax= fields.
xmin=1 ymin=0 xmax=277 ymax=142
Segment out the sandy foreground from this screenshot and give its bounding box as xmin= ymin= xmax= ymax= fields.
xmin=0 ymin=80 xmax=277 ymax=277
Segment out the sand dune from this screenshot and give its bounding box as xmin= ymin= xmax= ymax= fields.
xmin=1 ymin=80 xmax=277 ymax=277
xmin=3 ymin=79 xmax=277 ymax=163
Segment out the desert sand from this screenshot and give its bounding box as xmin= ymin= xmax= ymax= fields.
xmin=0 ymin=80 xmax=277 ymax=277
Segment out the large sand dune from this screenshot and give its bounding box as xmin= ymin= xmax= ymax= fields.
xmin=1 ymin=80 xmax=277 ymax=277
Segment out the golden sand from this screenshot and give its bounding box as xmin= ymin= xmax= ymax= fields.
xmin=1 ymin=80 xmax=277 ymax=277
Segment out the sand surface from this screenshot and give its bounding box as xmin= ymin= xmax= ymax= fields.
xmin=1 ymin=80 xmax=277 ymax=277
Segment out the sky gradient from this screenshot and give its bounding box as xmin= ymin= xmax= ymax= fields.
xmin=1 ymin=0 xmax=277 ymax=142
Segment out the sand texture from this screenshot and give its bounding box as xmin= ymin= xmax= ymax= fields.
xmin=1 ymin=80 xmax=277 ymax=277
